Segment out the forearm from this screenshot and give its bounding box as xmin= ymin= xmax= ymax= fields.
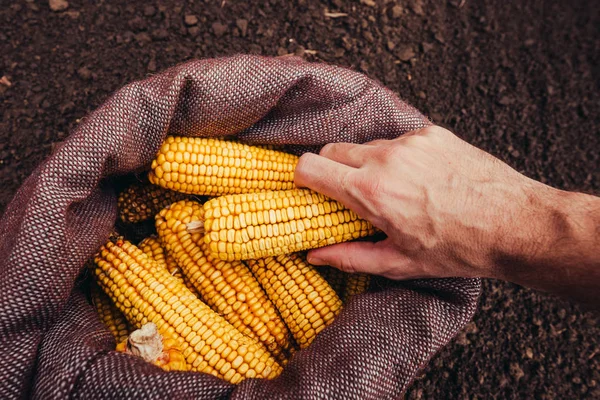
xmin=490 ymin=185 xmax=600 ymax=308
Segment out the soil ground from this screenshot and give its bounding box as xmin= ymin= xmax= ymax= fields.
xmin=1 ymin=0 xmax=598 ymax=398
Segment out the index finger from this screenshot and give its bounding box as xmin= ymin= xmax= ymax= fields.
xmin=294 ymin=152 xmax=366 ymax=215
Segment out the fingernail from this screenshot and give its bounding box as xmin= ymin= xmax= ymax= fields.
xmin=307 ymin=254 xmax=325 ymax=265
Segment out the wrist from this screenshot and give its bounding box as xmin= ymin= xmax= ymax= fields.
xmin=491 ymin=182 xmax=598 ymax=285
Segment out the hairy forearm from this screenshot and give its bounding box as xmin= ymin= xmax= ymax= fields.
xmin=491 ymin=186 xmax=600 ymax=308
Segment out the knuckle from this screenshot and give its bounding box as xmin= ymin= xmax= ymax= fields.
xmin=379 ymin=142 xmax=405 ymax=161
xmin=364 ymin=138 xmax=387 ymax=147
xmin=424 ymin=125 xmax=453 ymax=141
xmin=337 ymin=255 xmax=358 ymax=274
xmin=338 ymin=169 xmax=355 ymax=195
xmin=356 ymin=173 xmax=382 ymax=198
xmin=400 ymin=135 xmax=424 ymax=148
xmin=319 ymin=142 xmax=337 ymax=157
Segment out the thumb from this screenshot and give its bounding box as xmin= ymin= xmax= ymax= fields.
xmin=307 ymin=239 xmax=410 ymax=277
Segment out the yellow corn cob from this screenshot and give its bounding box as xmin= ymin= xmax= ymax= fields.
xmin=139 ymin=235 xmax=204 ymax=301
xmin=219 ymin=136 xmax=286 ymax=152
xmin=246 ymin=253 xmax=342 ymax=349
xmin=316 ymin=266 xmax=347 ymax=298
xmin=343 ymin=273 xmax=371 ymax=303
xmin=118 ymin=182 xmax=188 ymax=223
xmin=93 ymin=239 xmax=282 ymax=383
xmin=201 ymin=188 xmax=376 ymax=261
xmin=149 ymin=137 xmax=298 ymax=196
xmin=156 ymin=200 xmax=294 ymax=362
xmin=138 ymin=236 xmax=184 ymax=280
xmin=138 ymin=235 xmax=204 ymax=301
xmin=90 ymin=282 xmax=132 ymax=343
xmin=116 ymin=323 xmax=188 ymax=372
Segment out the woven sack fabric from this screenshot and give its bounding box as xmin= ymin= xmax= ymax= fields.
xmin=0 ymin=55 xmax=481 ymax=399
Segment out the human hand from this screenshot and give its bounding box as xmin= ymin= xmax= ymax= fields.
xmin=294 ymin=126 xmax=551 ymax=281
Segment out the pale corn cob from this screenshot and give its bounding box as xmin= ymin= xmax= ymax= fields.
xmin=342 ymin=273 xmax=371 ymax=303
xmin=201 ymin=188 xmax=376 ymax=261
xmin=149 ymin=137 xmax=297 ymax=196
xmin=93 ymin=239 xmax=282 ymax=383
xmin=156 ymin=200 xmax=294 ymax=362
xmin=246 ymin=253 xmax=342 ymax=349
xmin=90 ymin=282 xmax=132 ymax=343
xmin=118 ymin=182 xmax=188 ymax=223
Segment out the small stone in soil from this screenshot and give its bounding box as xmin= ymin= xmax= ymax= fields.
xmin=49 ymin=0 xmax=69 ymax=12
xmin=184 ymin=15 xmax=198 ymax=26
xmin=77 ymin=67 xmax=92 ymax=80
xmin=144 ymin=5 xmax=156 ymax=17
xmin=398 ymin=46 xmax=415 ymax=61
xmin=152 ymin=29 xmax=169 ymax=40
xmin=236 ymin=19 xmax=248 ymax=37
xmin=212 ymin=22 xmax=227 ymax=37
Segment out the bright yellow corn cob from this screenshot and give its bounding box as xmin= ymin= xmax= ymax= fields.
xmin=90 ymin=282 xmax=132 ymax=343
xmin=138 ymin=236 xmax=184 ymax=280
xmin=93 ymin=239 xmax=282 ymax=383
xmin=156 ymin=200 xmax=294 ymax=362
xmin=246 ymin=253 xmax=342 ymax=349
xmin=118 ymin=182 xmax=188 ymax=223
xmin=316 ymin=266 xmax=347 ymax=298
xmin=343 ymin=273 xmax=371 ymax=303
xmin=201 ymin=188 xmax=376 ymax=261
xmin=138 ymin=235 xmax=204 ymax=301
xmin=149 ymin=137 xmax=298 ymax=196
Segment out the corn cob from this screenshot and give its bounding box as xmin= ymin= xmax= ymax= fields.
xmin=156 ymin=200 xmax=294 ymax=362
xmin=116 ymin=323 xmax=188 ymax=372
xmin=316 ymin=266 xmax=347 ymax=298
xmin=201 ymin=188 xmax=376 ymax=261
xmin=246 ymin=253 xmax=342 ymax=349
xmin=220 ymin=137 xmax=286 ymax=152
xmin=138 ymin=236 xmax=184 ymax=280
xmin=149 ymin=137 xmax=298 ymax=196
xmin=93 ymin=239 xmax=282 ymax=383
xmin=118 ymin=182 xmax=188 ymax=223
xmin=138 ymin=235 xmax=204 ymax=301
xmin=343 ymin=273 xmax=371 ymax=303
xmin=90 ymin=282 xmax=132 ymax=343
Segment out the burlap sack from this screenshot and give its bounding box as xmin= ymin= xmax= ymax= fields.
xmin=0 ymin=55 xmax=481 ymax=399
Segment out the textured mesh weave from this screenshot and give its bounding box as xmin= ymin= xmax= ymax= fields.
xmin=0 ymin=55 xmax=480 ymax=399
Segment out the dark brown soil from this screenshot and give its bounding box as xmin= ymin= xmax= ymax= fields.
xmin=1 ymin=0 xmax=598 ymax=398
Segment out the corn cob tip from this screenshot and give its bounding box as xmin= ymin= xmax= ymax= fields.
xmin=186 ymin=220 xmax=205 ymax=235
xmin=124 ymin=323 xmax=163 ymax=363
xmin=117 ymin=323 xmax=188 ymax=372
